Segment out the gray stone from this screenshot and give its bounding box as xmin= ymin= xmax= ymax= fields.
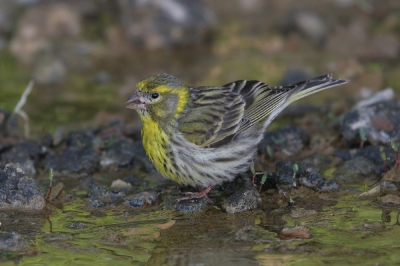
xmin=0 ymin=163 xmax=45 ymax=210
xmin=117 ymin=0 xmax=215 ymax=49
xmin=341 ymin=101 xmax=400 ymax=145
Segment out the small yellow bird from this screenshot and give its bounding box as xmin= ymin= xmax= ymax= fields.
xmin=126 ymin=73 xmax=348 ymax=200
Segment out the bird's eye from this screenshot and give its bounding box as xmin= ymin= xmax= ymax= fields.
xmin=151 ymin=93 xmax=159 ymax=99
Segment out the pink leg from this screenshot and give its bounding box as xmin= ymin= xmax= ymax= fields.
xmin=177 ymin=185 xmax=214 ymax=203
xmin=252 ymin=171 xmax=263 ymax=186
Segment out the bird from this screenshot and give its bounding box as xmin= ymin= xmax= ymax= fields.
xmin=126 ymin=73 xmax=348 ymax=201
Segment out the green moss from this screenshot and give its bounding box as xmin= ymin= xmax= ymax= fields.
xmin=0 ymin=51 xmax=31 ymax=111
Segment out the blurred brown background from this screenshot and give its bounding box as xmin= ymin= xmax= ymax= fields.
xmin=0 ymin=0 xmax=399 ymax=136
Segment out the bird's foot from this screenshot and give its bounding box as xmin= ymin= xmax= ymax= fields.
xmin=177 ymin=185 xmax=214 ymax=204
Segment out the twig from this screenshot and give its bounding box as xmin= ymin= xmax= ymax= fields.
xmin=45 ymin=168 xmax=54 ymax=201
xmin=11 ymin=81 xmax=34 ymax=138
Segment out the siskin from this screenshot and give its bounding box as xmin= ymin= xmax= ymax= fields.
xmin=126 ymin=73 xmax=348 ymax=200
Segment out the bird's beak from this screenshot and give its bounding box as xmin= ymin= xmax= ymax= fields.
xmin=126 ymin=93 xmax=147 ymax=110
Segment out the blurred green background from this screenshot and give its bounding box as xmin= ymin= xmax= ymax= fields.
xmin=0 ymin=0 xmax=399 ymax=136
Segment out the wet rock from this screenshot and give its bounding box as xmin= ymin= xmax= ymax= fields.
xmin=0 ymin=232 xmax=28 ymax=252
xmin=298 ymin=154 xmax=333 ymax=172
xmin=0 ymin=163 xmax=45 ymax=210
xmin=126 ymin=191 xmax=157 ymax=207
xmin=222 ymin=176 xmax=261 ymax=214
xmin=85 ymin=179 xmax=124 ymax=208
xmin=275 ymin=158 xmax=328 ymax=178
xmin=287 ymin=208 xmax=318 ymax=219
xmin=67 ymin=130 xmax=95 ymax=149
xmin=45 ymin=131 xmax=100 ymax=176
xmin=376 ymin=194 xmax=400 ymax=207
xmin=280 ymin=226 xmax=310 ymax=239
xmin=340 ymin=101 xmax=400 ymax=146
xmin=259 ymin=126 xmax=310 ymax=158
xmin=117 ymin=0 xmax=215 ymax=49
xmin=175 ymin=198 xmax=210 ymax=214
xmin=223 ymin=189 xmax=261 ymax=214
xmin=316 ymin=179 xmax=340 ymax=193
xmin=299 ymin=169 xmax=340 ymax=193
xmin=275 ymin=161 xmax=301 ymax=177
xmin=263 ymin=171 xmax=295 ymax=192
xmin=334 ymin=157 xmax=377 ymax=184
xmin=234 ymin=225 xmax=275 ymax=242
xmin=100 ymin=138 xmax=135 ymax=171
xmin=334 ymin=146 xmax=394 ymax=165
xmin=0 ymin=140 xmax=46 ymax=175
xmin=273 ymin=159 xmax=339 ymax=192
xmin=45 ymin=147 xmax=99 ymax=176
xmin=165 ymin=194 xmax=210 ymax=214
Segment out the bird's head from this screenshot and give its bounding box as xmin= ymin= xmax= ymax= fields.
xmin=126 ymin=73 xmax=190 ymax=121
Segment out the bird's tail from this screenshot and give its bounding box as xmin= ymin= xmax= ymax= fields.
xmin=260 ymin=74 xmax=348 ymax=130
xmin=287 ymin=74 xmax=348 ymax=104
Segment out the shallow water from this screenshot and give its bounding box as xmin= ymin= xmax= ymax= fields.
xmin=2 ymin=183 xmax=399 ymax=266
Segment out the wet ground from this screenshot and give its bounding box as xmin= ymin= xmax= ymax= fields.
xmin=1 ymin=1 xmax=400 ymax=265
xmin=2 ymin=178 xmax=400 ymax=265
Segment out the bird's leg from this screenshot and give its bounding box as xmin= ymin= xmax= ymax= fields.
xmin=250 ymin=161 xmax=264 ymax=186
xmin=177 ymin=185 xmax=214 ymax=203
xmin=252 ymin=171 xmax=264 ymax=186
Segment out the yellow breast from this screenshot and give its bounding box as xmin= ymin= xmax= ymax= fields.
xmin=141 ymin=117 xmax=176 ymax=180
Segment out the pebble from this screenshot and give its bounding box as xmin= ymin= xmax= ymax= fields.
xmin=280 ymin=226 xmax=310 ymax=239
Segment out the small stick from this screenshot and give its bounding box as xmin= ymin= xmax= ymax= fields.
xmin=45 ymin=169 xmax=54 ymax=201
xmin=10 ymin=81 xmax=34 ymax=138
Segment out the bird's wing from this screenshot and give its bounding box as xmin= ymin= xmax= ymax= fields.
xmin=224 ymin=79 xmax=298 ymax=134
xmin=178 ymin=74 xmax=347 ymax=147
xmin=177 ymin=86 xmax=246 ymax=147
